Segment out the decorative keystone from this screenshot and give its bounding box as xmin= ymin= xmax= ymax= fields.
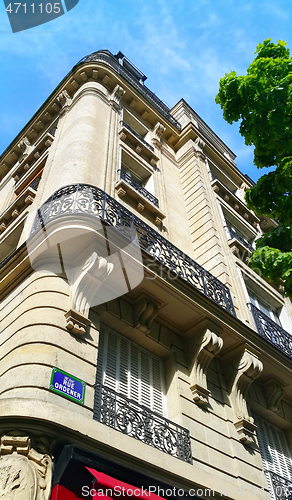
xmin=134 ymin=297 xmax=160 ymax=334
xmin=262 ymin=376 xmax=285 ymax=413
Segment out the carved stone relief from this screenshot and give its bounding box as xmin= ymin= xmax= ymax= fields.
xmin=0 ymin=435 xmax=53 ymax=500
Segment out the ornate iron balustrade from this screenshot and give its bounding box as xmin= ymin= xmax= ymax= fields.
xmin=94 ymin=384 xmax=192 ymax=464
xmin=118 ymin=169 xmax=159 ymax=208
xmin=224 ymin=225 xmax=254 ymax=252
xmin=30 ymin=184 xmax=236 ymax=316
xmin=266 ymin=471 xmax=292 ymax=500
xmin=120 ymin=121 xmax=154 ymax=152
xmin=77 ymin=50 xmax=181 ymax=130
xmin=248 ymin=303 xmax=292 ymax=359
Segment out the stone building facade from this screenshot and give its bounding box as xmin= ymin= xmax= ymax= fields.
xmin=0 ymin=50 xmax=291 ymax=500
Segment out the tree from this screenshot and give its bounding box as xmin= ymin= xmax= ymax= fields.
xmin=215 ymin=39 xmax=292 ymax=298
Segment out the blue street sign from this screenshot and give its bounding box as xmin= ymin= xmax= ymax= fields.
xmin=50 ymin=368 xmax=85 ymax=405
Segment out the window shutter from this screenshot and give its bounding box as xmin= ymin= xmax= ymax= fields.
xmin=97 ymin=325 xmax=165 ymax=416
xmin=255 ymin=415 xmax=292 ymax=499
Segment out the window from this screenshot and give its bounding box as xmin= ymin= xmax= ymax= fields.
xmin=255 ymin=415 xmax=292 ymax=500
xmin=95 ymin=325 xmax=165 ymax=416
xmin=249 ymin=292 xmax=281 ymax=326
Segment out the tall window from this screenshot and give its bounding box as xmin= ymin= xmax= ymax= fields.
xmin=96 ymin=325 xmax=166 ymax=416
xmin=249 ymin=292 xmax=281 ymax=326
xmin=255 ymin=415 xmax=292 ymax=500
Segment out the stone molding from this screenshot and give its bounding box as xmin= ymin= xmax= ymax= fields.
xmin=186 ymin=320 xmax=223 ymax=405
xmin=224 ymin=347 xmax=263 ymax=444
xmin=0 ymin=434 xmax=53 ymax=500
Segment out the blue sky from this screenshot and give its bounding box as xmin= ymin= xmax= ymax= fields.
xmin=0 ymin=0 xmax=291 ymax=181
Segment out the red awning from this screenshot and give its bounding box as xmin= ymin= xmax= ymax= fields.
xmin=86 ymin=468 xmax=164 ymax=500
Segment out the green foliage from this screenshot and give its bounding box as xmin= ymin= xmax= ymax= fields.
xmin=216 ymin=39 xmax=292 ymax=297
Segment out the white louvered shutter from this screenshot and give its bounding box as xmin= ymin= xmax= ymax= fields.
xmin=97 ymin=325 xmax=166 ymax=416
xmin=255 ymin=415 xmax=292 ymax=499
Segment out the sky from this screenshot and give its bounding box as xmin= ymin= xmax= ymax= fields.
xmin=0 ymin=0 xmax=291 ymax=181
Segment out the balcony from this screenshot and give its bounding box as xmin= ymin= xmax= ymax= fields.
xmin=30 ymin=184 xmax=236 ymax=316
xmin=248 ymin=303 xmax=292 ymax=360
xmin=119 ymin=122 xmax=159 ymax=168
xmin=115 ymin=169 xmax=165 ymax=226
xmin=210 ymin=173 xmax=260 ymax=228
xmin=265 ymin=470 xmax=292 ymax=500
xmin=93 ymin=384 xmax=192 ymax=464
xmin=224 ymin=225 xmax=254 ymax=260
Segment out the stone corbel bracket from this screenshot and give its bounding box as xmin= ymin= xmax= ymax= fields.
xmin=185 ymin=320 xmax=223 ymax=406
xmin=134 ymin=296 xmax=161 ymax=334
xmin=18 ymin=136 xmax=33 ymax=160
xmin=151 ymin=122 xmax=166 ymax=149
xmin=109 ymin=84 xmax=126 ymax=110
xmin=262 ymin=375 xmax=285 ymax=413
xmin=194 ymin=136 xmax=206 ymax=161
xmin=224 ymin=346 xmax=263 ymax=445
xmin=57 ymin=90 xmax=72 ymax=114
xmin=65 ymin=251 xmax=114 ymax=336
xmin=0 ymin=435 xmax=52 ymax=500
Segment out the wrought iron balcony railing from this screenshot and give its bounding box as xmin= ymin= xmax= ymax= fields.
xmin=118 ymin=169 xmax=159 ymax=208
xmin=224 ymin=225 xmax=254 ymax=252
xmin=30 ymin=184 xmax=236 ymax=316
xmin=266 ymin=470 xmax=292 ymax=500
xmin=77 ymin=50 xmax=181 ymax=130
xmin=248 ymin=303 xmax=292 ymax=359
xmin=93 ymin=384 xmax=192 ymax=464
xmin=120 ymin=121 xmax=154 ymax=152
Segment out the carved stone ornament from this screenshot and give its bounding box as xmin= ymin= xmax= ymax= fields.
xmin=151 ymin=122 xmax=166 ymax=148
xmin=262 ymin=376 xmax=285 ymax=413
xmin=134 ymin=297 xmax=160 ymax=334
xmin=65 ymin=251 xmax=114 ymax=335
xmin=57 ymin=90 xmax=72 ymax=111
xmin=0 ymin=435 xmax=52 ymax=500
xmin=225 ymin=347 xmax=263 ymax=445
xmin=18 ymin=137 xmax=33 ymax=158
xmin=186 ymin=321 xmax=223 ymax=406
xmin=109 ymin=85 xmax=126 ymax=110
xmin=193 ymin=136 xmax=206 ymax=161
